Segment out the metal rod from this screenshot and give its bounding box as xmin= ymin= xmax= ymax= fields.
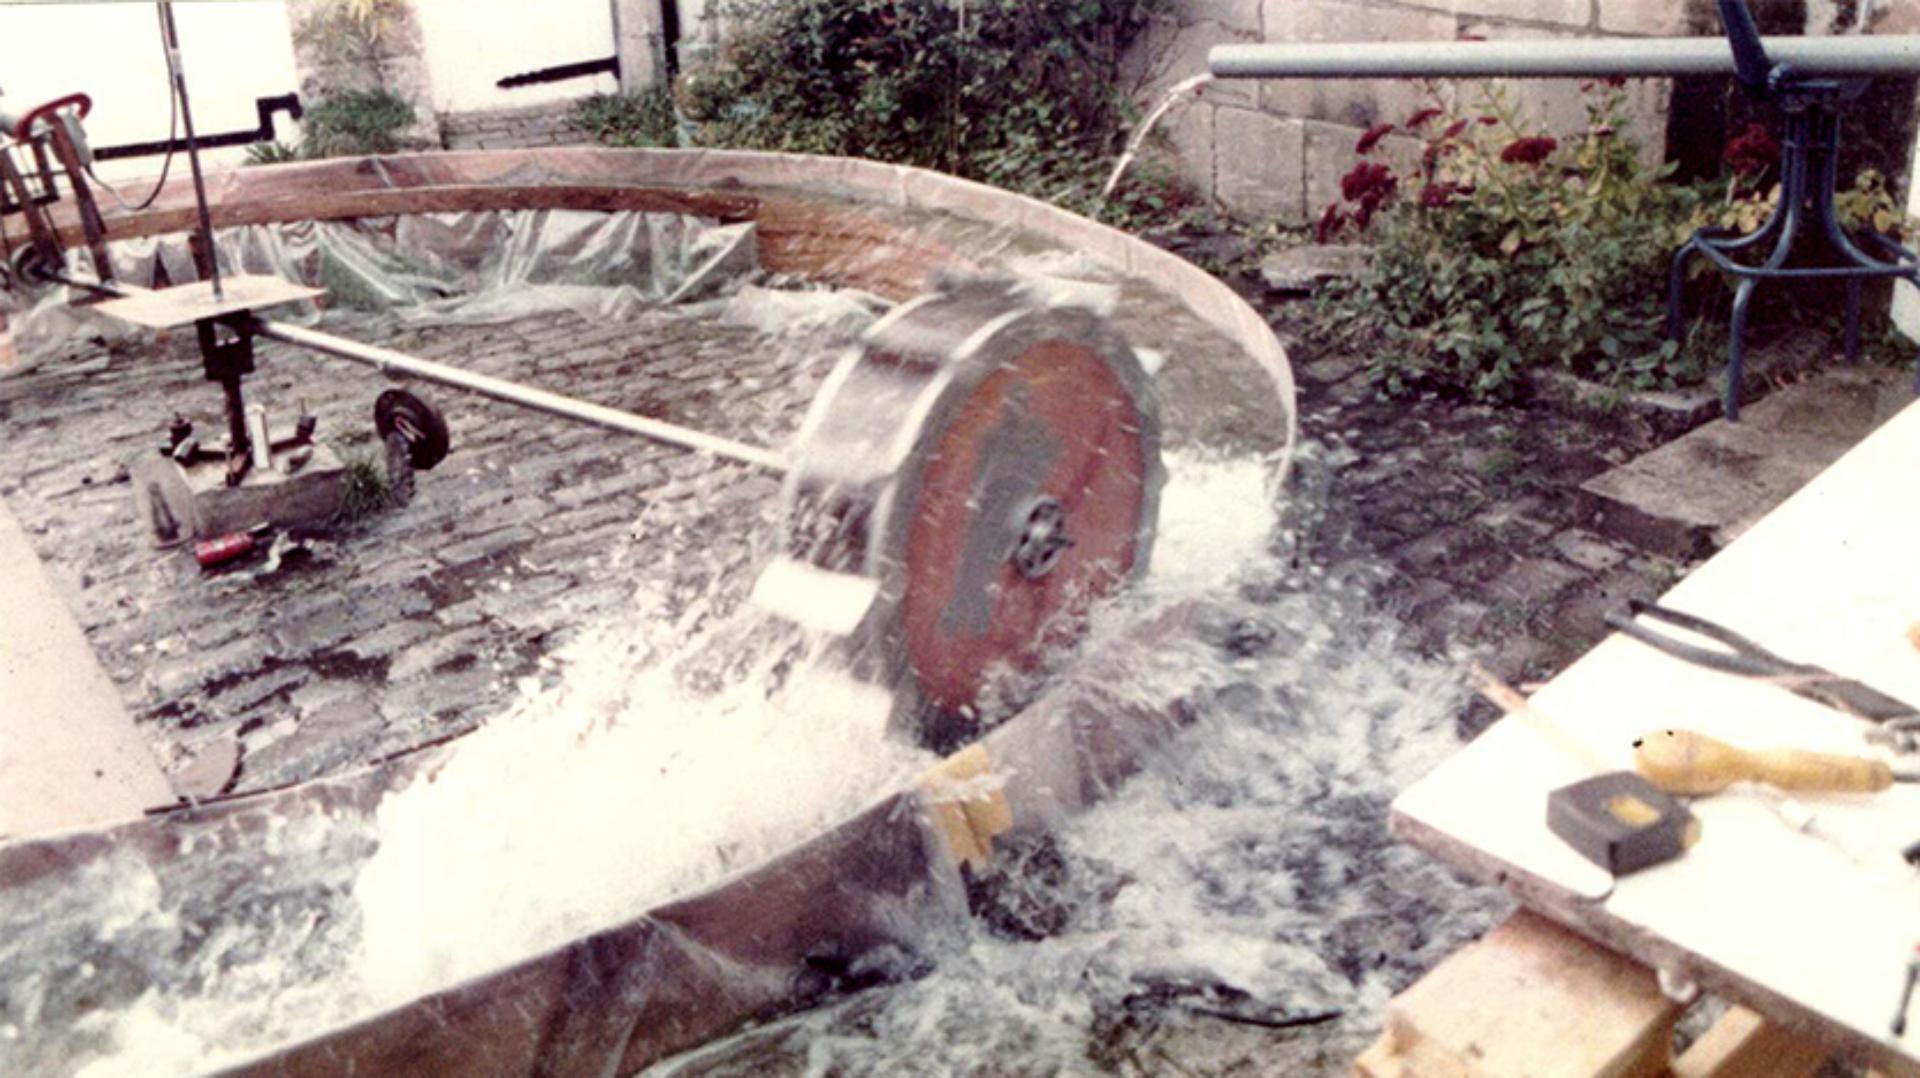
xmin=52 ymin=270 xmax=787 ymax=472
xmin=1209 ymin=34 xmax=1920 ymax=80
xmin=253 ymin=320 xmax=788 ymax=472
xmin=155 ymin=0 xmax=221 ymax=300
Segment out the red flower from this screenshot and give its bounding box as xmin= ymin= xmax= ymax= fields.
xmin=1442 ymin=119 xmax=1470 ymax=140
xmin=1421 ymin=140 xmax=1458 ymax=171
xmin=1355 ymin=122 xmax=1396 ymax=154
xmin=1315 ymin=202 xmax=1346 ymax=243
xmin=1500 ymin=136 xmax=1558 ymax=165
xmin=1478 ymin=116 xmax=1500 ymax=126
xmin=1419 ymin=182 xmax=1461 ymax=209
xmin=1723 ymin=122 xmax=1779 ymax=176
xmin=1340 ymin=161 xmax=1397 ymax=204
xmin=1405 ymin=107 xmax=1444 ymax=130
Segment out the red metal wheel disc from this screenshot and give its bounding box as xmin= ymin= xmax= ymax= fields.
xmin=899 ymin=336 xmax=1155 ymax=718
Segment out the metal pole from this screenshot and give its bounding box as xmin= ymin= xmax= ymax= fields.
xmin=253 ymin=320 xmax=788 ymax=472
xmin=1208 ymin=34 xmax=1920 ymax=80
xmin=51 ymin=270 xmax=787 ymax=472
xmin=155 ymin=0 xmax=221 ymax=299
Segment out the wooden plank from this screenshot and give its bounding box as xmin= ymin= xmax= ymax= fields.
xmin=1353 ymin=910 xmax=1682 ymax=1078
xmin=1392 ymin=399 xmax=1920 ymax=1076
xmin=0 ymin=499 xmax=173 ymax=838
xmin=1673 ymin=1006 xmax=1828 ymax=1078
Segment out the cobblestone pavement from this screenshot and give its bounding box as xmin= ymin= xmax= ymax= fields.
xmin=5 ymin=255 xmax=1711 ymax=1072
xmin=1 ymin=301 xmax=838 ymax=794
xmin=1269 ymin=306 xmax=1703 ymax=737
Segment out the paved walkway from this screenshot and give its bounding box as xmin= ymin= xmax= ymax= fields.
xmin=0 ymin=302 xmax=833 ymax=794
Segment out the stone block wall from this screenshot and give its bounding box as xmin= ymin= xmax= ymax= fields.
xmin=440 ymin=102 xmax=586 ymax=151
xmin=1129 ymin=0 xmax=1697 ymax=224
xmin=286 ymin=0 xmax=443 ymax=149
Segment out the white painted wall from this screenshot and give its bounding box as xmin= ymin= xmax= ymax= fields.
xmin=1895 ymin=131 xmax=1920 ymax=342
xmin=413 ymin=0 xmax=616 ymax=113
xmin=0 ymin=1 xmax=300 ymax=183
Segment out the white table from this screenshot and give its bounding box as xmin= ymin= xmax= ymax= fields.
xmin=1395 ymin=398 xmax=1920 ymax=1073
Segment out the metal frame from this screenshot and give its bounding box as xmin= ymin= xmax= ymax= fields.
xmin=1208 ymin=0 xmax=1920 ymax=419
xmin=1665 ymin=84 xmax=1920 ymax=418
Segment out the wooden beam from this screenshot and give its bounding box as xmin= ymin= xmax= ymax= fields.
xmin=1354 ymin=910 xmax=1684 ymax=1078
xmin=1672 ymin=1006 xmax=1828 ymax=1078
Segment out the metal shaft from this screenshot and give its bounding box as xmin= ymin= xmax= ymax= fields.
xmin=51 ymin=270 xmax=786 ymax=472
xmin=1209 ymin=34 xmax=1920 ymax=80
xmin=155 ymin=0 xmax=221 ymax=300
xmin=253 ymin=320 xmax=788 ymax=472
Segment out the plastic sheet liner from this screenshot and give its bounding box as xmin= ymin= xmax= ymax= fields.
xmin=7 ymin=209 xmax=760 ymax=361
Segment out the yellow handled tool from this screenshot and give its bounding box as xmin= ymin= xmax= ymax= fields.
xmin=1633 ymin=729 xmax=1914 ymax=796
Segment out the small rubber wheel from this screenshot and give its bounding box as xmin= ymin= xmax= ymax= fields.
xmin=374 ymin=389 xmax=451 ymax=471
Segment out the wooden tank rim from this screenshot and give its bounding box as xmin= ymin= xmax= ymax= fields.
xmin=37 ymin=146 xmax=1295 ymax=472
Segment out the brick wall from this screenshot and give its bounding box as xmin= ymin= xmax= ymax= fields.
xmin=1130 ymin=0 xmax=1702 ymax=224
xmin=440 ymin=102 xmax=585 ymax=151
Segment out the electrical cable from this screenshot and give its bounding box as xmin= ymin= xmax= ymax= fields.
xmin=81 ymin=1 xmax=180 ymax=214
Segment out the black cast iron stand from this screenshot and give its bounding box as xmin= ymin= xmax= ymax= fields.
xmin=1667 ymin=0 xmax=1920 ymax=420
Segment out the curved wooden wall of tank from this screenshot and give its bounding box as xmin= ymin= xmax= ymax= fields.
xmin=36 ymin=147 xmax=1294 ymax=467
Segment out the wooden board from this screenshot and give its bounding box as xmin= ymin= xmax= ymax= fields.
xmin=91 ymin=275 xmax=324 ymax=329
xmin=1355 ymin=910 xmax=1683 ymax=1078
xmin=0 ymin=499 xmax=173 ymax=838
xmin=1394 ymin=399 xmax=1920 ymax=1075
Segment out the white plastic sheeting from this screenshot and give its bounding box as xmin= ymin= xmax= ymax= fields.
xmin=8 ymin=209 xmax=760 ymax=362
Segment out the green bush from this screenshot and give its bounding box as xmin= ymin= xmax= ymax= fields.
xmin=1317 ymin=85 xmax=1908 ymax=400
xmin=674 ymin=0 xmax=1167 ymax=212
xmin=571 ymin=86 xmax=682 ymax=148
xmin=1317 ymin=86 xmax=1701 ymax=399
xmin=246 ymin=88 xmax=417 ymax=166
xmin=300 ymin=88 xmax=417 ymax=158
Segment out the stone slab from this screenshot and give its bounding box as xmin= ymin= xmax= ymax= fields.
xmin=1580 ymin=367 xmax=1913 ymax=553
xmin=131 ymin=439 xmax=347 ymax=542
xmin=1259 ymin=243 xmax=1371 ymax=292
xmin=1213 ymin=106 xmax=1306 ymax=222
xmin=0 ymin=499 xmax=172 ymax=838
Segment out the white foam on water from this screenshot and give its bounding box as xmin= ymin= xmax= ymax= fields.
xmin=1145 ymin=450 xmax=1283 ymax=596
xmin=16 ymin=445 xmax=1325 ymax=1075
xmin=352 ymin=613 xmax=933 ymax=1006
xmin=651 ymin=445 xmax=1509 ymax=1074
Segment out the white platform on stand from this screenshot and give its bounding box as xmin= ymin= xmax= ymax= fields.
xmin=1395 ymin=398 xmax=1920 ymax=1072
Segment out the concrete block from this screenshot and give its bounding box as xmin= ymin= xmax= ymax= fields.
xmin=1444 ymin=0 xmax=1590 ymax=29
xmin=1174 ymin=0 xmax=1263 ymax=34
xmin=1260 ymin=0 xmax=1458 ymax=128
xmin=1161 ymin=100 xmax=1218 ymax=202
xmin=1213 ymin=107 xmax=1306 ymax=223
xmin=131 ymin=440 xmax=347 ymax=543
xmin=1598 ymin=0 xmax=1692 ymax=35
xmin=1133 ymin=18 xmax=1258 ymax=110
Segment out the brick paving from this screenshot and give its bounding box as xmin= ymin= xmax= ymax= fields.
xmin=0 ymin=302 xmax=832 ymax=794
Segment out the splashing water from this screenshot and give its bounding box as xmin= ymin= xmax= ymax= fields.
xmin=1102 ymin=74 xmax=1214 ymax=201
xmin=649 ymin=445 xmax=1510 ymax=1073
